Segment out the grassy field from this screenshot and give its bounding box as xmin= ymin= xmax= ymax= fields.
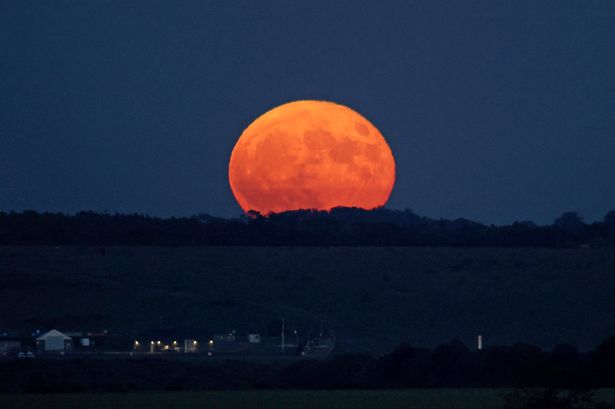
xmin=2 ymin=389 xmax=615 ymax=409
xmin=0 ymin=389 xmax=516 ymax=409
xmin=2 ymin=246 xmax=615 ymax=352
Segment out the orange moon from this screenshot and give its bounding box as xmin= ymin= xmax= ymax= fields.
xmin=229 ymin=100 xmax=395 ymax=214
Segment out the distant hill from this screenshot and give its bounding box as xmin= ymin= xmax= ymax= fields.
xmin=1 ymin=208 xmax=614 ymax=247
xmin=1 ymin=245 xmax=615 ymax=353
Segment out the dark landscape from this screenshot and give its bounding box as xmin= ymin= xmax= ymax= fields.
xmin=0 ymin=208 xmax=614 ymax=352
xmin=2 ymin=210 xmax=615 ymax=407
xmin=3 ymin=0 xmax=615 ymax=407
xmin=0 ymin=244 xmax=614 ymax=352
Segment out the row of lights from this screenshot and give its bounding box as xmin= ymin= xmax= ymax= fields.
xmin=133 ymin=339 xmax=214 ymax=349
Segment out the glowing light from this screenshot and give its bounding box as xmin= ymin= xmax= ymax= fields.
xmin=229 ymin=100 xmax=395 ymax=214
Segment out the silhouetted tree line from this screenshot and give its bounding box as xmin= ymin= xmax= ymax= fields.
xmin=0 ymin=208 xmax=614 ymax=247
xmin=281 ymin=336 xmax=615 ymax=390
xmin=4 ymin=336 xmax=615 ymax=394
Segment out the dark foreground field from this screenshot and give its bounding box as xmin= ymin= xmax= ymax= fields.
xmin=2 ymin=246 xmax=615 ymax=351
xmin=0 ymin=389 xmax=585 ymax=409
xmin=2 ymin=389 xmax=615 ymax=409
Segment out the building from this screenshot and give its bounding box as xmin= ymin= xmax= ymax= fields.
xmin=0 ymin=337 xmax=23 ymax=356
xmin=134 ymin=328 xmax=210 ymax=354
xmin=36 ymin=329 xmax=73 ymax=352
xmin=214 ymin=332 xmax=236 ymax=343
xmin=65 ymin=330 xmax=109 ymax=350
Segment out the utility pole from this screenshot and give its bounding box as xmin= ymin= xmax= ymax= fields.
xmin=281 ymin=317 xmax=285 ymax=352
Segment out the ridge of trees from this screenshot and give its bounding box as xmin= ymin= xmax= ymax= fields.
xmin=0 ymin=208 xmax=614 ymax=247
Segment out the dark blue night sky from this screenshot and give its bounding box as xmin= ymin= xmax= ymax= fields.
xmin=1 ymin=0 xmax=614 ymax=224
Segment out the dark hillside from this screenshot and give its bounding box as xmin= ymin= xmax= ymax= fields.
xmin=1 ymin=246 xmax=614 ymax=353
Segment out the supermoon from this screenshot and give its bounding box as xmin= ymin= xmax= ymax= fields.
xmin=229 ymin=100 xmax=395 ymax=214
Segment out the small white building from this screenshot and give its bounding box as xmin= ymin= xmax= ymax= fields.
xmin=36 ymin=329 xmax=72 ymax=352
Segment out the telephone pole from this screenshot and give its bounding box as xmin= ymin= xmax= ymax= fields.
xmin=281 ymin=317 xmax=285 ymax=352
